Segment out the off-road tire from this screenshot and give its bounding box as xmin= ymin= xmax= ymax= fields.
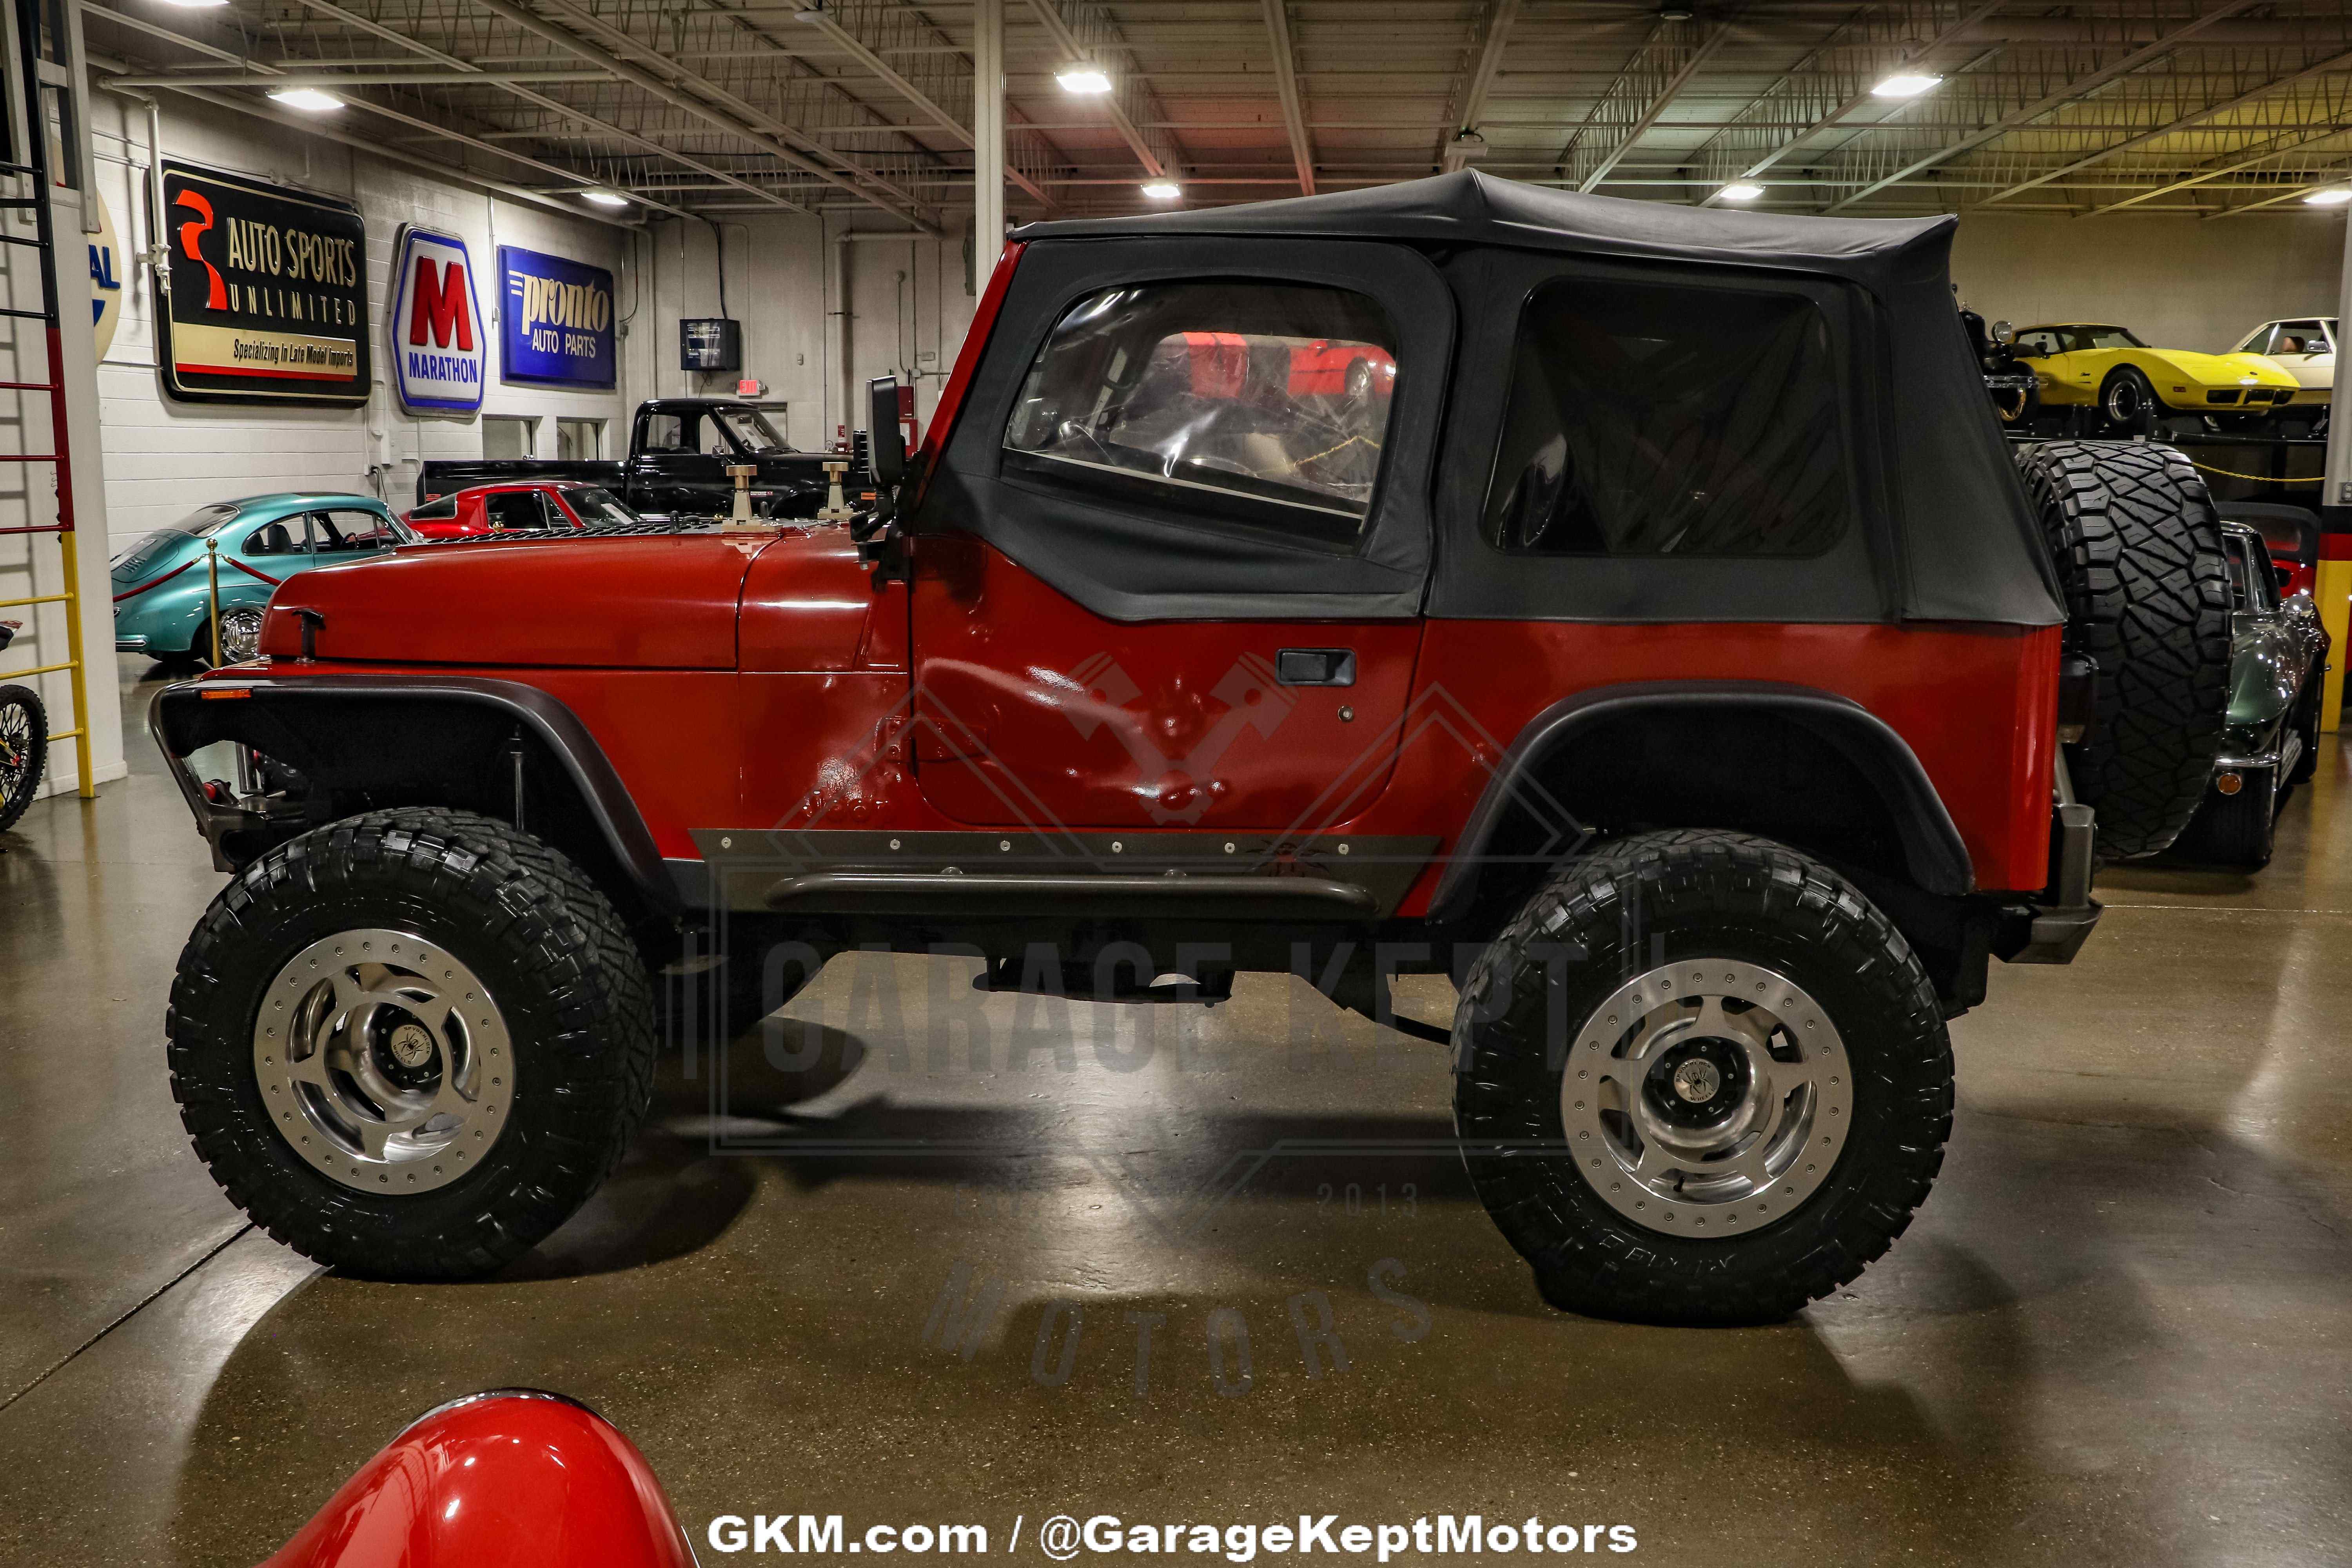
xmin=1453 ymin=829 xmax=1953 ymax=1327
xmin=0 ymin=683 xmax=47 ymax=834
xmin=2016 ymin=441 xmax=2232 ymax=857
xmin=167 ymin=808 xmax=657 ymax=1279
xmin=2174 ymin=778 xmax=2276 ymax=871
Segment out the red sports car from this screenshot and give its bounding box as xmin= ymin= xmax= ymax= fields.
xmin=404 ymin=481 xmax=641 ymax=539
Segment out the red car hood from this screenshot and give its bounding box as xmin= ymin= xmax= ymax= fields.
xmin=260 ymin=534 xmax=768 ymax=669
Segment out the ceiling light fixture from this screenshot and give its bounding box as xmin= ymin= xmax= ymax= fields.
xmin=152 ymin=0 xmax=230 ymax=9
xmin=1656 ymin=3 xmax=1696 ymax=20
xmin=1141 ymin=181 xmax=1180 ymax=200
xmin=583 ymin=190 xmax=630 ymax=207
xmin=1871 ymin=73 xmax=1943 ymax=98
xmin=1056 ymin=67 xmax=1112 ymax=94
xmin=267 ymin=87 xmax=345 ymax=112
xmin=2303 ymin=188 xmax=2352 ymax=206
xmin=1718 ymin=183 xmax=1765 ymax=202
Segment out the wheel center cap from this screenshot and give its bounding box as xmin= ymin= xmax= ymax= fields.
xmin=1671 ymin=1058 xmax=1722 ymax=1103
xmin=387 ymin=1022 xmax=436 ymax=1069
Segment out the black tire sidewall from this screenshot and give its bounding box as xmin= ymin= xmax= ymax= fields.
xmin=1455 ymin=833 xmax=1951 ymax=1324
xmin=169 ymin=815 xmax=650 ymax=1277
xmin=0 ymin=684 xmax=46 ymax=833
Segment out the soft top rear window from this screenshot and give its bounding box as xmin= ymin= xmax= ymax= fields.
xmin=1482 ymin=273 xmax=1854 ymax=559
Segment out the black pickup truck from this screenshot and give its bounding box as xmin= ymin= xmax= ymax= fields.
xmin=418 ymin=397 xmax=840 ymax=520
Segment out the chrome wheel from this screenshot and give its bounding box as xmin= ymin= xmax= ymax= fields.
xmin=215 ymin=607 xmax=265 ymax=664
xmin=254 ymin=927 xmax=515 ymax=1193
xmin=1561 ymin=958 xmax=1851 ymax=1238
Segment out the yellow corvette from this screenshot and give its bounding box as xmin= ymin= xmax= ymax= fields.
xmin=2009 ymin=323 xmax=2301 ymax=433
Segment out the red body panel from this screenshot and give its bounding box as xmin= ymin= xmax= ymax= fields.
xmin=907 ymin=534 xmax=1422 ymax=829
xmin=262 ymin=536 xmax=758 ymax=669
xmin=405 ymin=483 xmax=599 ymax=540
xmin=256 ymin=1393 xmax=694 ymax=1568
xmin=738 ymin=526 xmax=902 ymax=673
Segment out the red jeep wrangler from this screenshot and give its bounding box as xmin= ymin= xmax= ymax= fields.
xmin=154 ymin=174 xmax=2229 ymax=1323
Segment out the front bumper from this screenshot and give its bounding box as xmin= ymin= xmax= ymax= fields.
xmin=114 ymin=635 xmax=148 ymax=652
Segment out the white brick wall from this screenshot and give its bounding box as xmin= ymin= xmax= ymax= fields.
xmin=86 ymin=91 xmax=636 ymax=554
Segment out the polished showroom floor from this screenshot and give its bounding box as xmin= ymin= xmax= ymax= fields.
xmin=3 ymin=659 xmax=2350 ymax=1567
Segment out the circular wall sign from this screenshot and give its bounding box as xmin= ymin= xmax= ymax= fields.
xmin=88 ymin=191 xmax=123 ymax=361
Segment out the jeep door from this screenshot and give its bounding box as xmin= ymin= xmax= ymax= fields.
xmin=906 ymin=240 xmax=1452 ymax=833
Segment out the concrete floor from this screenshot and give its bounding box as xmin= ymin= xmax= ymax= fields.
xmin=3 ymin=657 xmax=2350 ymax=1566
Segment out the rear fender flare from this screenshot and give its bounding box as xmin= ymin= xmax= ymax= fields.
xmin=1427 ymin=681 xmax=1975 ymax=925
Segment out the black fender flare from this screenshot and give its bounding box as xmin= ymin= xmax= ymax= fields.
xmin=151 ymin=673 xmax=677 ymax=914
xmin=1426 ymin=680 xmax=1975 ymax=924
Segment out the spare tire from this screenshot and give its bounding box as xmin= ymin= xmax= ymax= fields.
xmin=2014 ymin=441 xmax=2231 ymax=858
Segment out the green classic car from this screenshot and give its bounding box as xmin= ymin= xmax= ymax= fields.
xmin=2172 ymin=519 xmax=2331 ymax=869
xmin=111 ymin=494 xmax=411 ymax=666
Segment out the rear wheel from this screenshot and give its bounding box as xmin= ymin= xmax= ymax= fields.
xmin=167 ymin=808 xmax=657 ymax=1279
xmin=0 ymin=683 xmax=47 ymax=833
xmin=1453 ymin=829 xmax=1953 ymax=1326
xmin=2015 ymin=441 xmax=2232 ymax=858
xmin=2100 ymin=368 xmax=2159 ymax=436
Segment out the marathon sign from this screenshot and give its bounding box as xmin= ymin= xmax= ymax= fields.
xmin=155 ymin=160 xmax=370 ymax=406
xmin=388 ymin=226 xmax=486 ymax=416
xmin=499 ymin=245 xmax=616 ymax=388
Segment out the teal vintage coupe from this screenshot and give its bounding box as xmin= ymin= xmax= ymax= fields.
xmin=111 ymin=494 xmax=412 ymax=666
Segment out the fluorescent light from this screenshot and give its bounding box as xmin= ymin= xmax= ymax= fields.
xmin=267 ymin=87 xmax=345 ymax=112
xmin=152 ymin=0 xmax=230 ymax=8
xmin=583 ymin=190 xmax=630 ymax=207
xmin=1140 ymin=181 xmax=1180 ymax=200
xmin=2304 ymin=188 xmax=2352 ymax=206
xmin=1056 ymin=67 xmax=1112 ymax=94
xmin=1718 ymin=183 xmax=1765 ymax=202
xmin=1871 ymin=73 xmax=1942 ymax=98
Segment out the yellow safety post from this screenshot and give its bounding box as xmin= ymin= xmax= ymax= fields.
xmin=205 ymin=536 xmax=221 ymax=667
xmin=2319 ymin=551 xmax=2350 ymax=736
xmin=57 ymin=528 xmax=92 ymax=795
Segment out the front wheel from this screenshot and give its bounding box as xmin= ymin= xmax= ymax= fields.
xmin=0 ymin=683 xmax=48 ymax=833
xmin=167 ymin=808 xmax=657 ymax=1279
xmin=1452 ymin=829 xmax=1953 ymax=1326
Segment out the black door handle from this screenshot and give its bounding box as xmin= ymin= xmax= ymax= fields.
xmin=1275 ymin=648 xmax=1356 ymax=687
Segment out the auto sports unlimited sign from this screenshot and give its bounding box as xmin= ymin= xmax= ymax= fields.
xmin=389 ymin=225 xmax=485 ymax=416
xmin=499 ymin=245 xmax=615 ymax=388
xmin=155 ymin=160 xmax=368 ymax=406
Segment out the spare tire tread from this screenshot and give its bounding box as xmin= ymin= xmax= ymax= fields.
xmin=2016 ymin=440 xmax=2231 ymax=858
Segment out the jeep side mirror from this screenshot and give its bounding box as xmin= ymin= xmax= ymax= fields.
xmin=868 ymin=376 xmax=906 ymax=488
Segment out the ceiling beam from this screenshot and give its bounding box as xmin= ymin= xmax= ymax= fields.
xmin=1259 ymin=0 xmax=1313 ymax=194
xmin=1439 ymin=0 xmax=1518 ymax=172
xmin=2090 ymin=122 xmax=2352 ymax=216
xmin=1982 ymin=45 xmax=2352 ymax=205
xmin=103 ymin=69 xmax=611 ymax=87
xmin=472 ymin=0 xmax=935 ymax=226
xmin=1572 ymin=22 xmax=1731 ymax=194
xmin=1026 ymin=0 xmax=1181 ymax=180
xmin=270 ymin=0 xmax=811 ymax=216
xmin=1824 ymin=0 xmax=2266 ymax=213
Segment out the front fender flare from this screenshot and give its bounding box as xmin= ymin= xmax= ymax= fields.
xmin=151 ymin=672 xmax=677 ymax=914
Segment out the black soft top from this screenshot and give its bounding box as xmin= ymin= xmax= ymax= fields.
xmin=995 ymin=172 xmax=2062 ymax=629
xmin=1018 ymin=170 xmax=1952 ymax=285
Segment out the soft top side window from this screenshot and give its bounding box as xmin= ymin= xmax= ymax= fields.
xmin=1481 ymin=273 xmax=1855 ymax=559
xmin=1002 ymin=279 xmax=1398 ymax=544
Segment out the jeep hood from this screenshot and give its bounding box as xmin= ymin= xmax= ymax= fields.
xmin=260 ymin=535 xmax=762 ymax=668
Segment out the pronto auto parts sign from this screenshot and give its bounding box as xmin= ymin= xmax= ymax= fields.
xmin=155 ymin=160 xmax=369 ymax=406
xmin=499 ymin=245 xmax=615 ymax=388
xmin=389 ymin=225 xmax=485 ymax=416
